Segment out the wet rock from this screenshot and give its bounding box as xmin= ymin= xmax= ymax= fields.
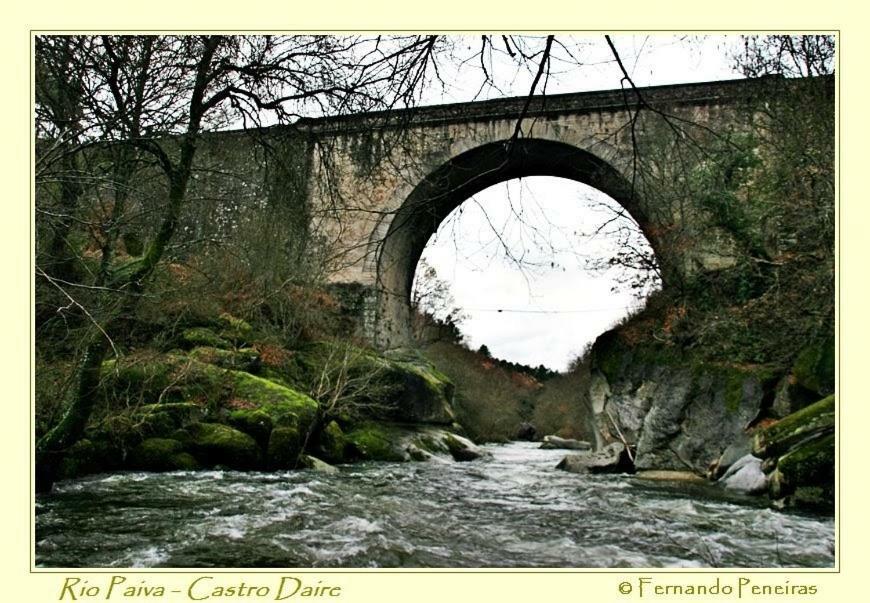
xmin=56 ymin=439 xmax=120 ymax=480
xmin=300 ymin=455 xmax=340 ymax=474
xmin=187 ymin=423 xmax=260 ymax=469
xmin=515 ymin=422 xmax=537 ymax=441
xmin=708 ymin=432 xmax=753 ymax=480
xmin=345 ymin=423 xmax=410 ymax=462
xmin=227 ymin=409 xmax=273 ymax=447
xmin=316 ymin=420 xmax=349 ymax=464
xmin=406 ymin=443 xmax=438 ymax=462
xmin=539 ymin=435 xmax=592 ymax=450
xmin=768 ymin=432 xmax=834 ymax=510
xmin=266 ymin=425 xmax=305 ymax=469
xmin=557 ymin=442 xmax=633 ymax=474
xmin=343 ymin=422 xmax=488 ymax=463
xmin=444 ymin=433 xmax=487 ymax=461
xmin=717 ymin=454 xmax=767 ymax=494
xmin=129 ymin=438 xmax=199 ymax=472
xmin=589 ymin=333 xmax=777 ymax=473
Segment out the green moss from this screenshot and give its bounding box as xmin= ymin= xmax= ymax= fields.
xmin=189 ymin=346 xmax=260 ymax=371
xmin=227 ymin=370 xmax=318 ymax=426
xmin=136 ymin=402 xmax=203 ymax=425
xmin=316 ymin=420 xmax=347 ymax=464
xmin=168 ymin=452 xmax=199 ymax=471
xmin=266 ymin=425 xmax=304 ymax=469
xmin=776 ymin=432 xmax=834 ymax=488
xmin=227 ymin=409 xmax=273 ymax=446
xmin=181 ymin=328 xmax=232 ymax=350
xmin=100 ymin=353 xmax=317 ymax=423
xmin=57 ymin=439 xmax=118 ymax=480
xmin=99 ymin=353 xmax=229 ymax=408
xmin=754 ymin=395 xmax=834 ymax=458
xmin=345 ymin=423 xmax=408 ymax=462
xmin=101 ymin=354 xmax=179 ymax=396
xmin=724 ymin=371 xmax=745 ymax=414
xmin=218 ymin=312 xmax=253 ymax=337
xmin=792 ymin=337 xmax=835 ymax=395
xmin=187 ymin=423 xmax=260 ymax=469
xmin=128 ymin=438 xmax=200 ymax=471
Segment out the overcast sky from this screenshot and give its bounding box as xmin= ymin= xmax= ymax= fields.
xmin=409 ymin=35 xmax=744 ymax=371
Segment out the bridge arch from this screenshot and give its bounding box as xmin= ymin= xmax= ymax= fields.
xmin=373 ymin=137 xmax=663 ymax=349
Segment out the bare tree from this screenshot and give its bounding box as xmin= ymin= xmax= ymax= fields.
xmin=34 ymin=34 xmax=454 ymax=489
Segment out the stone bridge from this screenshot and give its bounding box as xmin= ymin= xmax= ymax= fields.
xmin=193 ymin=76 xmax=821 ymax=348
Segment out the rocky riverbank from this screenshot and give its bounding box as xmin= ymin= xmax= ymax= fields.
xmin=41 ymin=314 xmax=486 ymax=486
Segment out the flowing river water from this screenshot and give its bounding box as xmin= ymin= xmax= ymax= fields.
xmin=35 ymin=442 xmax=835 ymax=568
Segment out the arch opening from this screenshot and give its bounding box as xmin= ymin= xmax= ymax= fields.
xmin=411 ymin=177 xmax=660 ymax=371
xmin=375 ymin=138 xmax=664 ymax=352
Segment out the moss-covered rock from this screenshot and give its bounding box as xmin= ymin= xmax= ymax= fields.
xmin=295 ymin=343 xmax=455 ymax=425
xmin=226 ymin=370 xmax=318 ymax=427
xmin=316 ymin=420 xmax=348 ymax=464
xmin=100 ymin=353 xmax=317 ymax=425
xmin=227 ymin=409 xmax=274 ymax=447
xmin=792 ymin=337 xmax=835 ymax=396
xmin=266 ymin=425 xmax=305 ymax=469
xmin=186 ymin=423 xmax=260 ymax=469
xmin=386 ymin=353 xmax=456 ymax=425
xmin=136 ymin=402 xmax=204 ymax=425
xmin=190 ymin=346 xmax=261 ymax=373
xmin=57 ymin=439 xmax=119 ymax=480
xmin=217 ymin=312 xmax=254 ymax=345
xmin=180 ymin=327 xmax=232 ymax=350
xmin=129 ymin=438 xmax=200 ymax=471
xmin=345 ymin=423 xmax=410 ymax=462
xmin=99 ymin=353 xmax=229 ymax=408
xmin=753 ymin=395 xmax=834 ymax=459
xmin=771 ymin=432 xmax=834 ymax=495
xmin=443 ymin=433 xmax=488 ymax=462
xmin=85 ymin=402 xmax=205 ymax=451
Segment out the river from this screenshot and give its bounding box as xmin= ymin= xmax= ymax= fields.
xmin=35 ymin=442 xmax=834 ymax=568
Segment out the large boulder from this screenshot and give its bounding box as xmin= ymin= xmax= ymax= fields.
xmin=708 ymin=431 xmax=753 ymax=480
xmin=345 ymin=423 xmax=410 ymax=462
xmin=344 ymin=422 xmax=488 ymax=463
xmin=56 ymin=439 xmax=121 ymax=480
xmin=227 ymin=409 xmax=274 ymax=447
xmin=588 ymin=332 xmax=778 ymax=473
xmin=717 ymin=453 xmax=767 ymax=494
xmin=557 ymin=442 xmax=633 ymax=474
xmin=186 ymin=423 xmax=260 ymax=469
xmin=100 ymin=354 xmax=318 ymax=425
xmin=294 ymin=343 xmax=456 ymax=425
xmin=128 ymin=438 xmax=199 ymax=472
xmin=768 ymin=433 xmax=834 ymax=510
xmin=266 ymin=423 xmax=306 ymax=469
xmin=315 ymin=420 xmax=349 ymax=464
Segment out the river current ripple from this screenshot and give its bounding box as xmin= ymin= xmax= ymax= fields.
xmin=35 ymin=442 xmax=835 ymax=568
